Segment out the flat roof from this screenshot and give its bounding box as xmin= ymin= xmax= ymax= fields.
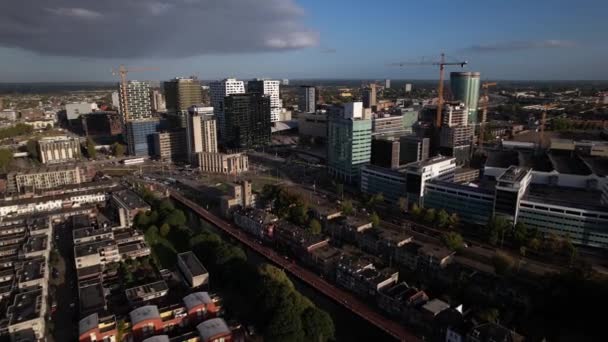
xmin=125 ymin=280 xmax=168 ymax=301
xmin=79 ymin=313 xmax=99 ymax=335
xmin=9 ymin=287 xmax=43 ymax=324
xmin=75 ymin=239 xmax=116 ymax=258
xmin=22 ymin=235 xmax=47 ymax=254
xmin=17 ymin=258 xmax=45 ymax=283
xmin=73 ymin=226 xmax=113 ymax=240
xmin=79 ymin=283 xmax=106 ymax=313
xmin=422 ymin=298 xmax=450 ymax=315
xmin=177 ymin=252 xmax=208 ymax=277
xmin=418 ymin=244 xmax=454 ymax=260
xmin=112 ymin=189 xmax=149 ymax=211
xmin=498 ymin=166 xmax=531 ymax=183
xmin=548 ymin=152 xmax=592 ymax=175
xmin=525 ymin=185 xmax=605 ymax=212
xmin=581 ymin=156 xmax=608 ymax=177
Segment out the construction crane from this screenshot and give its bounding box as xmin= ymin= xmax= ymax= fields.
xmin=393 ymin=53 xmax=467 ymax=127
xmin=478 ymin=82 xmax=497 ymax=152
xmin=111 ymin=65 xmax=159 ymax=121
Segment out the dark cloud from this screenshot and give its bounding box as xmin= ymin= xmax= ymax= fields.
xmin=0 ymin=0 xmax=319 ymax=58
xmin=466 ymin=40 xmax=577 ymax=52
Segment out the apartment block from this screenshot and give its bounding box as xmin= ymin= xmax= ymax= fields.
xmin=37 ymin=136 xmax=81 ymax=164
xmin=153 ymin=130 xmax=187 ymax=162
xmin=7 ymin=165 xmax=91 ymax=194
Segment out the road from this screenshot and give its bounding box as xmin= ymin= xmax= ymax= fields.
xmin=51 ymin=221 xmax=79 ymax=342
xmin=169 ymin=190 xmax=421 ymax=342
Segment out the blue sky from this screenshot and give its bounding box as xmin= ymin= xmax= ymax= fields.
xmin=0 ymin=0 xmax=606 ymax=82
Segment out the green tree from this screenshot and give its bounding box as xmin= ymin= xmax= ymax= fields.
xmin=301 ymin=307 xmax=335 ymax=342
xmin=398 ymin=197 xmax=407 ymax=212
xmin=165 ymin=210 xmax=186 ymax=227
xmin=370 ymin=212 xmax=380 ymax=228
xmin=309 ymin=219 xmax=322 ymax=235
xmin=26 ymin=139 xmax=38 ymax=160
xmin=423 ymin=208 xmax=436 ymax=224
xmin=436 ymin=209 xmax=449 ymax=228
xmin=512 ymin=222 xmax=528 ymax=247
xmin=0 ymin=149 xmax=13 ymax=172
xmin=410 ymin=203 xmax=422 ymax=220
xmin=492 ymin=252 xmax=515 ymax=275
xmin=336 ymin=183 xmax=344 ymax=200
xmin=160 ymin=223 xmax=171 ymax=237
xmin=134 ymin=212 xmax=149 ymax=228
xmin=265 ymin=299 xmax=304 ymax=342
xmin=341 ymin=200 xmax=354 ymax=215
xmin=448 ymin=213 xmax=460 ymax=228
xmin=477 ymin=308 xmax=500 ymax=323
xmin=289 ymin=203 xmax=309 ymax=226
xmin=112 ymin=142 xmax=125 ymax=157
xmin=442 ymin=232 xmax=464 ymax=251
xmin=86 ymin=138 xmax=96 ymax=159
xmin=486 ymin=216 xmax=510 ymax=246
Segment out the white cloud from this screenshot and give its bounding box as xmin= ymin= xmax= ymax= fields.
xmin=46 ymin=7 xmax=102 ymax=20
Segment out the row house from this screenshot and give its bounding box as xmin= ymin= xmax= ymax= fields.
xmin=232 ymin=208 xmax=278 ymax=241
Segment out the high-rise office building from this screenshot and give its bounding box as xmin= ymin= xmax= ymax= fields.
xmin=362 ymin=84 xmax=377 ymax=109
xmin=400 ymin=135 xmax=430 ymax=164
xmin=248 ymin=79 xmax=282 ymax=122
xmin=164 ymin=78 xmax=202 ymax=113
xmin=150 ymin=90 xmax=166 ymax=113
xmin=282 ymin=79 xmax=289 ymax=86
xmin=209 ymin=78 xmax=245 ymax=139
xmin=405 ymin=84 xmax=412 ymax=93
xmin=186 ymin=106 xmax=218 ymax=164
xmin=450 ymin=72 xmax=481 ymax=124
xmin=298 ymin=86 xmax=316 ymax=113
xmin=111 ymin=92 xmax=120 ymax=109
xmin=224 ymin=93 xmax=271 ymax=149
xmin=119 ymin=81 xmax=152 ymax=121
xmin=65 ymin=103 xmax=98 ymax=120
xmin=439 ymin=103 xmax=474 ymax=165
xmin=153 ymin=130 xmax=188 ymax=162
xmin=327 ymin=102 xmax=372 ymax=183
xmin=125 ymin=119 xmax=160 ymax=156
xmin=371 ymin=137 xmax=400 ymax=169
xmin=385 ymin=79 xmax=391 ymax=89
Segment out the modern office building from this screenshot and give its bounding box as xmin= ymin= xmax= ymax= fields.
xmin=209 ymin=78 xmax=245 ymax=139
xmin=186 ymin=106 xmax=218 ymax=164
xmin=65 ymin=102 xmax=98 ymax=120
xmin=439 ymin=103 xmax=474 ymax=165
xmin=371 ymin=137 xmax=400 ymax=169
xmin=423 ymin=180 xmax=495 ymax=225
xmin=223 ymin=93 xmax=271 ymax=149
xmin=362 ymin=84 xmax=377 ymax=109
xmin=198 ymin=152 xmax=249 ymax=174
xmin=164 ymin=78 xmax=202 ymax=113
xmin=405 ymin=83 xmax=412 ymax=92
xmin=385 ymin=79 xmax=391 ymax=89
xmin=119 ymin=80 xmax=153 ymax=121
xmin=153 ymin=130 xmax=187 ymax=162
xmin=493 ymin=167 xmax=532 ymax=224
xmin=37 ymin=136 xmax=82 ymax=164
xmin=248 ymin=79 xmax=282 ymax=122
xmin=282 ymin=79 xmax=289 ymax=85
xmin=400 ymin=135 xmax=430 ymax=164
xmin=6 ymin=165 xmax=90 ymax=194
xmin=298 ymin=110 xmax=328 ymax=140
xmin=81 ymin=112 xmax=122 ymax=137
xmin=405 ymin=156 xmax=457 ymax=204
xmin=450 ymin=72 xmax=481 ymax=124
xmin=372 ymin=114 xmax=408 ymax=136
xmin=327 ymin=102 xmax=372 ymax=183
xmin=125 ymin=119 xmax=160 ymax=156
xmin=361 ymin=165 xmax=407 ymax=203
xmin=298 ymin=86 xmax=317 ymax=113
xmin=150 ymin=89 xmax=166 ymax=112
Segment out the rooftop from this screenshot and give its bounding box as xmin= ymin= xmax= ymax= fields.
xmin=74 ymin=239 xmax=116 ymax=258
xmin=183 ymin=292 xmax=212 ymax=311
xmin=525 ymin=184 xmax=606 ymax=212
xmin=8 ymin=287 xmax=43 ymax=324
xmin=73 ymin=226 xmax=113 ymax=240
xmin=125 ymin=280 xmax=169 ymax=302
xmin=17 ymin=258 xmax=45 ymax=283
xmin=112 ymin=189 xmax=150 ymax=211
xmin=129 ymin=305 xmax=160 ymax=325
xmin=21 ymin=235 xmax=47 ymax=254
xmin=235 ymin=208 xmax=278 ymax=225
xmin=418 ymin=244 xmax=454 ymax=260
xmin=196 ymin=318 xmax=230 ymax=341
xmin=498 ymin=166 xmax=531 ymax=183
xmin=177 ymin=252 xmax=208 ymax=277
xmin=79 ymin=313 xmax=100 ymax=335
xmin=421 ymin=298 xmax=450 ymax=316
xmin=79 ymin=283 xmax=106 ymax=313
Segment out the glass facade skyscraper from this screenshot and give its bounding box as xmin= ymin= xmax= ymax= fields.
xmin=327 ymin=113 xmax=372 ymax=183
xmin=450 ymin=72 xmax=481 ymax=124
xmin=126 ymin=119 xmax=161 ymax=156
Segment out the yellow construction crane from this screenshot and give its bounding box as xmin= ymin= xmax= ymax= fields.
xmin=111 ymin=65 xmax=159 ymax=121
xmin=393 ymin=53 xmax=467 ymax=127
xmin=479 ymin=82 xmax=497 ymax=152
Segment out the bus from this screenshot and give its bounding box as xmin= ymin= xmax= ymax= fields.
xmin=122 ymin=157 xmax=146 ymax=165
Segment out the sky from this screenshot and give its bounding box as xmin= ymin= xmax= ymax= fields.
xmin=0 ymin=0 xmax=606 ymax=82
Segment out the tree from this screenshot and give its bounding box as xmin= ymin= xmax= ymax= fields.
xmin=265 ymin=299 xmax=304 ymax=342
xmin=436 ymin=209 xmax=449 ymax=228
xmin=0 ymin=149 xmax=13 ymax=172
xmin=86 ymin=138 xmax=96 ymax=159
xmin=423 ymin=208 xmax=436 ymax=224
xmin=341 ymin=200 xmax=354 ymax=215
xmin=301 ymin=307 xmax=335 ymax=342
xmin=486 ymin=216 xmax=510 ymax=246
xmin=336 ymin=183 xmax=344 ymax=200
xmin=26 ymin=139 xmax=38 ymax=160
xmin=477 ymin=307 xmax=500 ymax=324
xmin=442 ymin=232 xmax=464 ymax=251
xmin=512 ymin=222 xmax=528 ymax=247
xmin=160 ymin=223 xmax=171 ymax=237
xmin=134 ymin=212 xmax=149 ymax=228
xmin=448 ymin=213 xmax=460 ymax=229
xmin=309 ymin=219 xmax=322 ymax=235
xmin=492 ymin=252 xmax=515 ymax=275
xmin=410 ymin=203 xmax=422 ymax=220
xmin=370 ymin=212 xmax=380 ymax=228
xmin=527 ymin=237 xmax=541 ymax=251
xmin=112 ymin=142 xmax=125 ymax=157
xmin=165 ymin=210 xmax=187 ymax=227
xmin=289 ymin=203 xmax=309 ymax=226
xmin=398 ymin=197 xmax=407 ymax=213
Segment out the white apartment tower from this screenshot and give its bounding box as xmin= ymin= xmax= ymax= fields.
xmin=209 ymin=78 xmax=245 ymax=139
xmin=248 ymin=79 xmax=283 ymax=122
xmin=187 ymin=106 xmax=218 ymax=164
xmin=119 ymin=80 xmax=152 ymax=121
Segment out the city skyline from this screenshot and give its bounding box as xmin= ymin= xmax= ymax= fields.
xmin=0 ymin=0 xmax=607 ymax=82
